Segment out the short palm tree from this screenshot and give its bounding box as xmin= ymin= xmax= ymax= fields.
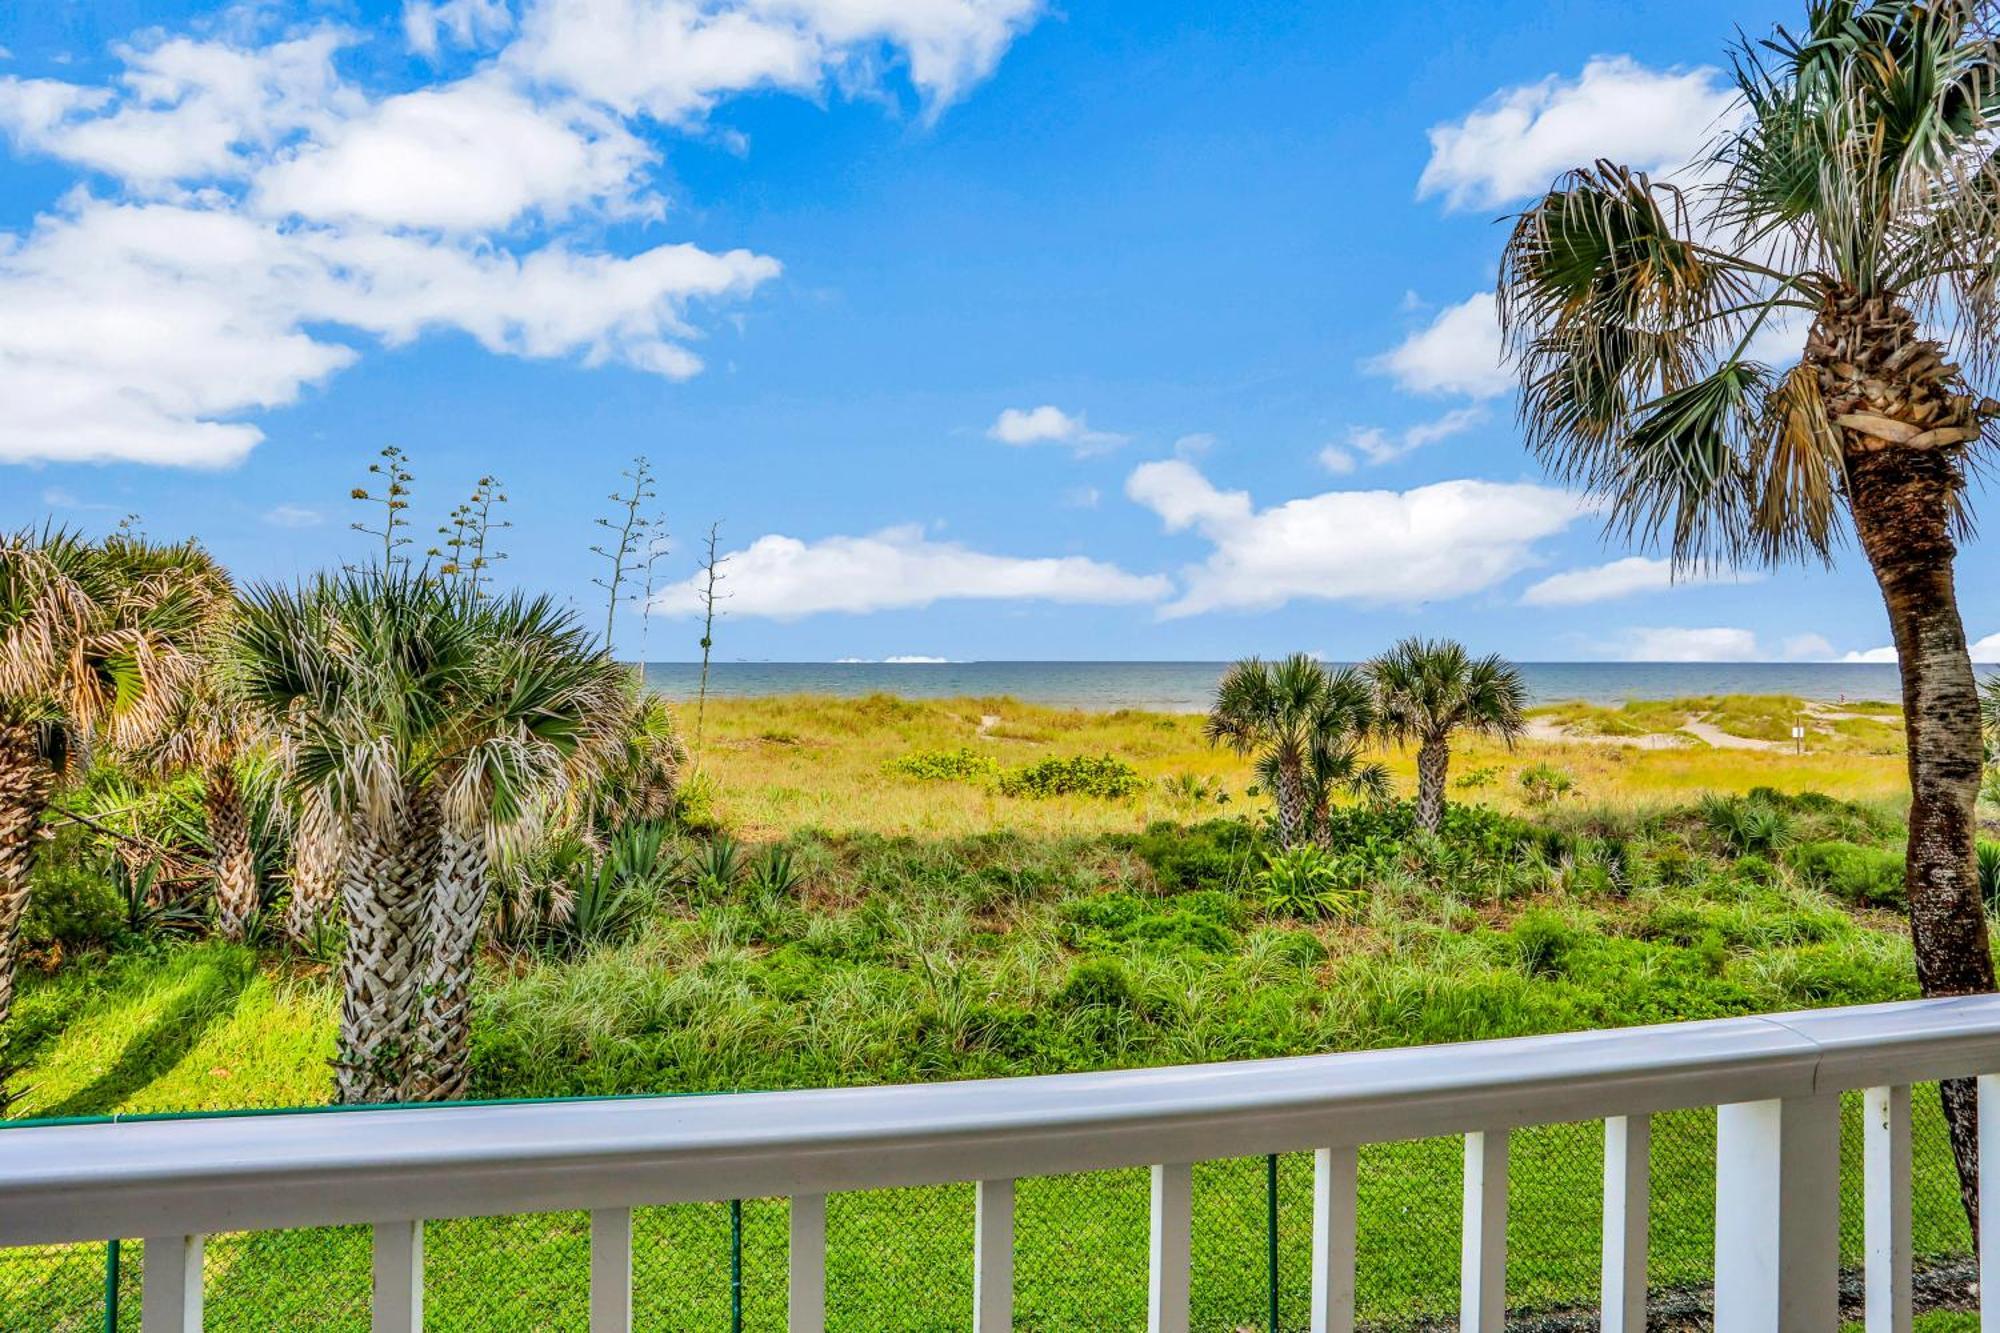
xmin=1497 ymin=0 xmax=2000 ymax=1222
xmin=1364 ymin=639 xmax=1526 ymax=833
xmin=127 ymin=552 xmax=259 ymax=939
xmin=228 ymin=571 xmax=626 ymax=1103
xmin=1207 ymin=654 xmax=1388 ymax=848
xmin=0 ymin=530 xmax=215 ymax=1032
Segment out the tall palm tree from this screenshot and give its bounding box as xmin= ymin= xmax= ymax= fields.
xmin=404 ymin=596 xmax=627 ymax=1101
xmin=1496 ymin=0 xmax=2000 ymax=1223
xmin=229 ymin=571 xmax=626 ymax=1103
xmin=1206 ymin=654 xmax=1388 ymax=848
xmin=280 ymin=786 xmax=344 ymax=943
xmin=0 ymin=530 xmax=215 ymax=1033
xmin=1364 ymin=639 xmax=1526 ymax=834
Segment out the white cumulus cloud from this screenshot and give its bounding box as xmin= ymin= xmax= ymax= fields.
xmin=1521 ymin=556 xmax=1762 ymax=606
xmin=0 ymin=2 xmax=1041 ymax=467
xmin=1124 ymin=459 xmax=1584 ymax=619
xmin=253 ymin=77 xmax=654 ymax=231
xmin=0 ymin=196 xmax=777 ymax=465
xmin=649 ymin=524 xmax=1170 ymax=619
xmin=508 ymin=0 xmax=1044 ymax=123
xmin=1370 ymin=292 xmax=1512 ymax=399
xmin=1418 ymin=56 xmax=1740 ymax=211
xmin=986 ymin=404 xmax=1127 ymax=453
xmin=1322 ymin=405 xmax=1486 ymax=473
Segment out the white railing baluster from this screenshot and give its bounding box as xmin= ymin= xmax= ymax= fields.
xmin=1460 ymin=1130 xmax=1507 ymax=1333
xmin=1863 ymin=1086 xmax=1911 ymax=1333
xmin=1601 ymin=1114 xmax=1649 ymax=1333
xmin=590 ymin=1207 xmax=633 ymax=1333
xmin=1714 ymin=1096 xmax=1838 ymax=1332
xmin=974 ymin=1178 xmax=1014 ymax=1332
xmin=1148 ymin=1162 xmax=1192 ymax=1333
xmin=1310 ymin=1146 xmax=1356 ymax=1333
xmin=140 ymin=1233 xmax=203 ymax=1333
xmin=1980 ymin=1074 xmax=2000 ymax=1333
xmin=372 ymin=1220 xmax=423 ymax=1333
xmin=790 ymin=1194 xmax=826 ymax=1333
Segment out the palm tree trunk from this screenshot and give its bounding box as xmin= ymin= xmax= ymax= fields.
xmin=334 ymin=793 xmax=440 ymax=1105
xmin=206 ymin=763 xmax=257 ymax=942
xmin=283 ymin=790 xmax=343 ymax=942
xmin=405 ymin=823 xmax=489 ymax=1102
xmin=1275 ymin=760 xmax=1305 ymax=849
xmin=1829 ymin=293 xmax=1996 ymax=1238
xmin=1414 ymin=737 xmax=1450 ymax=833
xmin=0 ymin=723 xmax=51 ymax=1036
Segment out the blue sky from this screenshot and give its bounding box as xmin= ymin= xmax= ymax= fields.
xmin=0 ymin=0 xmax=1993 ymax=664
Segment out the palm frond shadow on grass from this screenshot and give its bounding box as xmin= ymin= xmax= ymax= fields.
xmin=39 ymin=948 xmax=254 ymax=1118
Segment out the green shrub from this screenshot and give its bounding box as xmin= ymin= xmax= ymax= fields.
xmin=886 ymin=747 xmax=1001 ymax=783
xmin=1744 ymin=786 xmax=1903 ymax=845
xmin=1158 ymin=772 xmax=1229 ymax=807
xmin=1510 ymin=910 xmax=1578 ymax=978
xmin=1700 ymin=793 xmax=1795 ymax=855
xmin=1129 ymin=819 xmax=1263 ymax=893
xmin=673 ymin=771 xmax=724 ymax=835
xmin=1058 ymin=890 xmax=1243 ymax=955
xmin=1517 ymin=763 xmax=1576 ymax=808
xmin=1787 ymin=840 xmax=1906 ymax=907
xmin=1055 ymin=959 xmax=1137 ymax=1012
xmin=747 ymin=845 xmax=805 ymax=896
xmin=1255 ymin=845 xmax=1366 ymax=920
xmin=23 ymin=860 xmax=125 ymax=947
xmin=998 ymin=754 xmax=1142 ymax=800
xmin=1979 ymin=841 xmax=2000 ymax=914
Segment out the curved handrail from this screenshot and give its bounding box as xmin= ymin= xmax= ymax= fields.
xmin=4 ymin=994 xmax=1998 ymax=1246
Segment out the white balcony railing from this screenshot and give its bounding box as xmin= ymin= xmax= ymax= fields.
xmin=5 ymin=995 xmax=2000 ymax=1332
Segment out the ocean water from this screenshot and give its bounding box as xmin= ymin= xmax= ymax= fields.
xmin=640 ymin=661 xmax=1915 ymax=714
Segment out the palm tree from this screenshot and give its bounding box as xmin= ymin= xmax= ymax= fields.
xmin=1364 ymin=639 xmax=1526 ymax=834
xmin=1496 ymin=0 xmax=2000 ymax=1223
xmin=127 ymin=552 xmax=258 ymax=939
xmin=1206 ymin=654 xmax=1388 ymax=848
xmin=228 ymin=571 xmax=626 ymax=1103
xmin=404 ymin=596 xmax=627 ymax=1101
xmin=580 ymin=688 xmax=686 ymax=831
xmin=280 ymin=786 xmax=344 ymax=943
xmin=0 ymin=530 xmax=218 ymax=1030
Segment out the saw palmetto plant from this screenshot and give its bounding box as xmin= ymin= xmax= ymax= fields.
xmin=1498 ymin=0 xmax=2000 ymax=1222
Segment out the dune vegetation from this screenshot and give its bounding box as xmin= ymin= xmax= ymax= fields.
xmin=684 ymin=692 xmax=1914 ymax=839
